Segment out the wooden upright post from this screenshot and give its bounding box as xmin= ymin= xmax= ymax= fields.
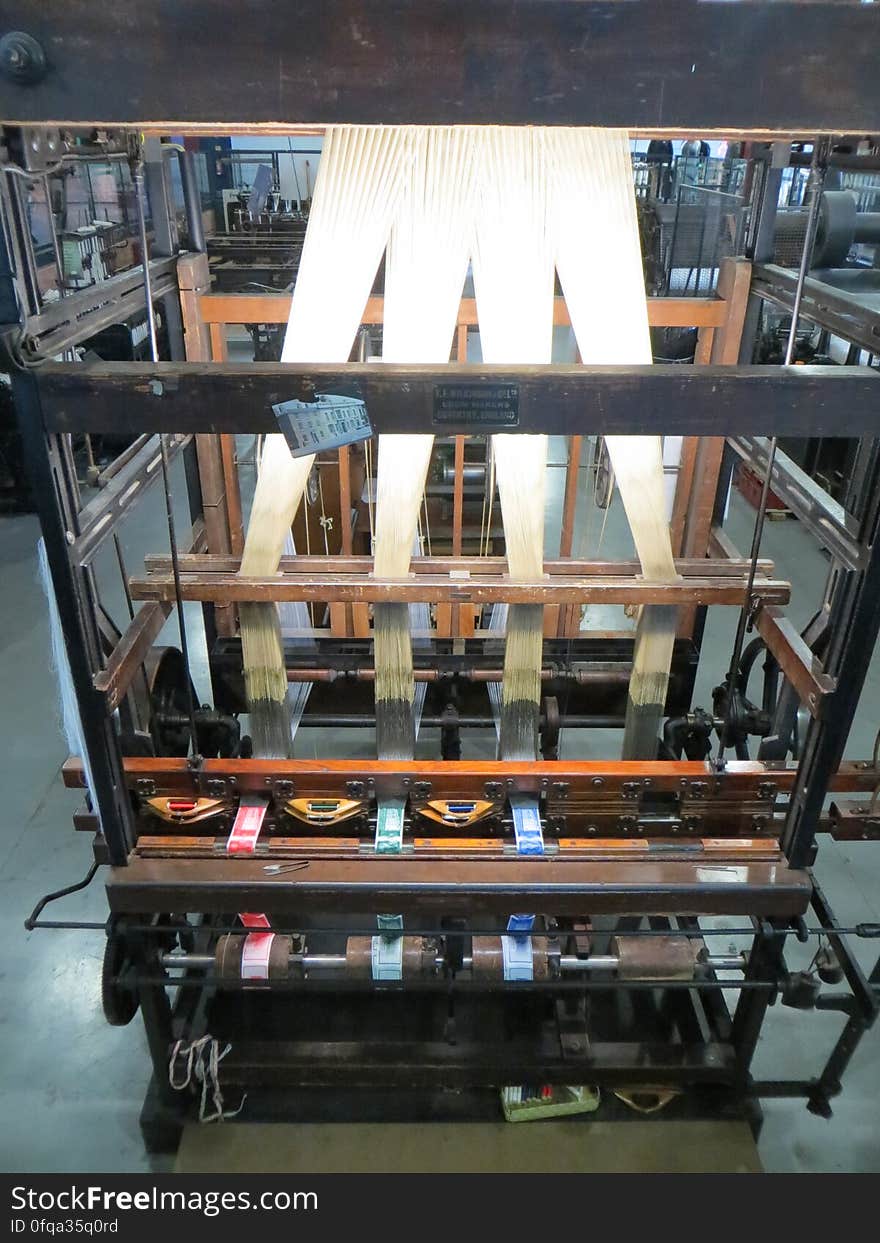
xmin=673 ymin=257 xmax=752 ymax=637
xmin=708 ymin=258 xmax=752 ymax=366
xmin=177 ymin=252 xmax=212 ymax=362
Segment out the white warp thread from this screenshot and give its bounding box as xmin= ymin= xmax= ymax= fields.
xmin=374 ymin=127 xmax=480 ymax=757
xmin=37 ymin=537 xmax=101 ymax=828
xmin=240 ymin=127 xmax=412 ymax=751
xmin=548 ymin=127 xmax=679 ymax=756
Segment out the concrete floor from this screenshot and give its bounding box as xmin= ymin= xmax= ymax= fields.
xmin=0 ymin=437 xmax=878 ymax=1173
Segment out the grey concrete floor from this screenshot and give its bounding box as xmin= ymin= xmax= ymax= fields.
xmin=0 ymin=437 xmax=878 ymax=1173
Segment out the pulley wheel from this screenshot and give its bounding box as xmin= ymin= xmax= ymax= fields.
xmin=594 ymin=440 xmax=613 ymax=510
xmin=815 ymin=190 xmax=857 ymax=268
xmin=145 ymin=646 xmax=199 ymax=757
xmin=101 ymin=933 xmax=140 ymax=1027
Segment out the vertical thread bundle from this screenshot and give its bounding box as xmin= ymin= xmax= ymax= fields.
xmin=239 ymin=126 xmax=410 ymax=756
xmin=238 ymin=124 xmax=680 ymax=763
xmin=473 ymin=129 xmax=555 ymax=760
xmin=374 ymin=127 xmax=479 ymax=758
xmin=548 ymin=127 xmax=679 ymax=758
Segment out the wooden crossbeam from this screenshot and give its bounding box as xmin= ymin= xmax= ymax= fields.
xmin=197 ymin=292 xmax=729 ymax=329
xmin=129 ymin=569 xmax=790 ymax=608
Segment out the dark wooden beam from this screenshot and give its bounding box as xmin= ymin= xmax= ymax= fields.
xmin=754 ymin=605 xmax=836 ymax=719
xmin=36 ymin=362 xmax=880 ymax=438
xmin=128 ymin=569 xmax=791 ymax=608
xmin=62 ymin=756 xmax=880 ymax=798
xmin=143 ymin=553 xmax=776 ymax=579
xmin=105 ymin=854 xmax=811 ymax=918
xmin=93 ymin=601 xmax=170 ymax=714
xmin=134 ymin=836 xmax=785 ymax=861
xmin=1 ymin=3 xmax=876 ymax=133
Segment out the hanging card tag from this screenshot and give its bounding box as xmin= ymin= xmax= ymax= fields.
xmin=226 ymin=796 xmax=268 ymax=855
xmin=375 ymin=798 xmax=406 ymax=854
xmin=273 ymin=393 xmax=372 ymax=457
xmin=510 ymin=794 xmax=544 ymax=856
xmin=502 ymin=934 xmax=534 ymax=981
xmin=372 ymin=914 xmax=404 ymax=980
xmin=239 ymin=912 xmax=271 ymax=930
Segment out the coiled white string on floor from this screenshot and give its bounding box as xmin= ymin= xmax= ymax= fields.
xmin=169 ymin=1036 xmax=245 ymax=1124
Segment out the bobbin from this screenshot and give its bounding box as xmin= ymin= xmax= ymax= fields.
xmin=344 ymin=935 xmax=438 ymax=980
xmin=215 ymin=933 xmax=295 ymax=983
xmin=610 ymin=935 xmax=697 ymax=981
xmin=471 ymin=936 xmax=551 ymax=981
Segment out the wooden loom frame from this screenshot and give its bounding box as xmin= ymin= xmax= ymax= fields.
xmin=177 ymin=252 xmax=752 ymax=645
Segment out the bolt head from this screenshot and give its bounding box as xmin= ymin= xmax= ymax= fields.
xmin=0 ymin=32 xmax=47 ymax=85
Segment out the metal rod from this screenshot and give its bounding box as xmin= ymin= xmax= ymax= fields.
xmin=7 ymin=175 xmax=44 ymax=316
xmin=285 ymin=667 xmax=632 ymax=685
xmin=31 ymin=918 xmax=880 ymax=939
xmin=176 ymin=150 xmax=206 ymax=254
xmin=113 ymin=533 xmax=135 ymax=622
xmin=96 ymin=435 xmax=152 ymax=487
xmin=23 ymin=861 xmax=99 ymax=932
xmin=289 ymin=713 xmax=624 ymax=730
xmin=120 ymin=974 xmax=774 ymax=993
xmin=159 ymin=950 xmax=747 ymax=974
xmin=133 ymin=154 xmax=200 ymax=758
xmin=133 ymin=161 xmax=161 ymax=363
xmin=558 ymin=953 xmax=747 ymax=973
xmin=716 ymin=136 xmax=829 ymax=770
xmin=40 ymin=173 xmax=66 ymax=296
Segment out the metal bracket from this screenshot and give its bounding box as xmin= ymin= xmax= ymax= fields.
xmin=5 ymin=124 xmax=60 ymax=170
xmin=556 ymin=996 xmax=590 ymax=1058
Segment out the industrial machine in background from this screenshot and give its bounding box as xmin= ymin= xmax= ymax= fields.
xmin=206 ymin=146 xmax=313 ymax=293
xmin=207 ymin=226 xmax=306 ymax=294
xmin=755 ymin=149 xmax=880 ymax=500
xmin=2 ymin=2 xmax=880 ymax=1153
